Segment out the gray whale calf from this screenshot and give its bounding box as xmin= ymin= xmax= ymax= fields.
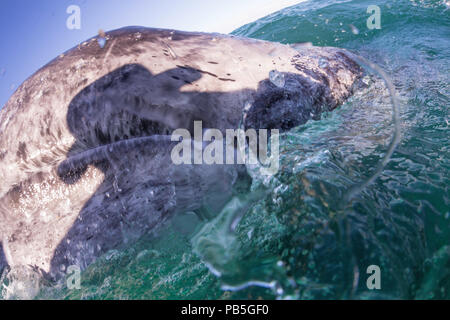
xmin=0 ymin=27 xmax=362 ymax=280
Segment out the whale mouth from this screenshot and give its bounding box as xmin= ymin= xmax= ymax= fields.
xmin=58 ymin=63 xmax=199 ymax=183
xmin=59 ymin=103 xmax=179 ymax=183
xmin=57 ymin=134 xmax=175 ymax=183
xmin=65 ymin=64 xmax=192 ymax=147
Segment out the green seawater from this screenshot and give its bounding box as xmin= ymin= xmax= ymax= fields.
xmin=4 ymin=0 xmax=449 ymax=300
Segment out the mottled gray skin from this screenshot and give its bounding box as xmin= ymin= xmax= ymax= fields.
xmin=0 ymin=27 xmax=362 ymax=280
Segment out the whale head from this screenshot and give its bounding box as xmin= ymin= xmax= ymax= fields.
xmin=0 ymin=27 xmax=362 ymax=281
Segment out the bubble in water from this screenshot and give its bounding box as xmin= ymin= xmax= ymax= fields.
xmin=318 ymin=58 xmax=329 ymax=68
xmin=269 ymin=70 xmax=285 ymax=88
xmin=276 ymin=284 xmax=284 ymax=296
xmin=105 ymin=250 xmax=120 ymax=261
xmin=349 ymin=24 xmax=360 ymax=35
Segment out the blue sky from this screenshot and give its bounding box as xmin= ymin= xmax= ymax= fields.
xmin=0 ymin=0 xmax=301 ymax=108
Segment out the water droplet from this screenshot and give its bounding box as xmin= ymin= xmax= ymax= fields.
xmin=318 ymin=58 xmax=328 ymax=68
xmin=98 ymin=29 xmax=106 ymax=38
xmin=98 ymin=37 xmax=106 ymax=48
xmin=362 ymin=75 xmax=371 ymax=86
xmin=269 ymin=70 xmax=285 ymax=88
xmin=165 ymin=44 xmax=177 ymax=59
xmin=112 ymin=179 xmax=122 ymax=193
xmin=290 ymin=42 xmax=313 ymax=50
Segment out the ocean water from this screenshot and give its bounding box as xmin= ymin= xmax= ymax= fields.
xmin=2 ymin=0 xmax=449 ymax=300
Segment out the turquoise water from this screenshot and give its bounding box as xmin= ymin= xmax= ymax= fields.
xmin=3 ymin=0 xmax=449 ymax=300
